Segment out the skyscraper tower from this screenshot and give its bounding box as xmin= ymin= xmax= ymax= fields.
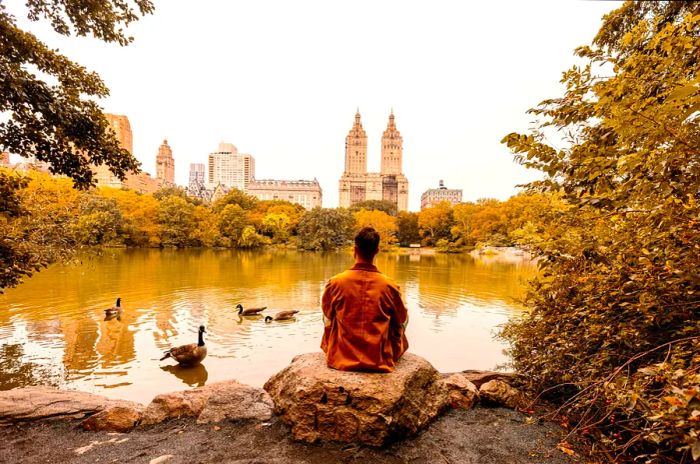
xmin=380 ymin=110 xmax=403 ymax=175
xmin=344 ymin=109 xmax=368 ymax=175
xmin=339 ymin=109 xmax=409 ymax=211
xmin=156 ymin=139 xmax=175 ymax=186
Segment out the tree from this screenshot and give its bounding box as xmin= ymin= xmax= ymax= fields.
xmin=0 ymin=0 xmax=153 ymax=290
xmin=348 ymin=200 xmax=398 ymax=217
xmin=99 ymin=187 xmax=161 ymax=247
xmin=418 ymin=202 xmax=453 ymax=246
xmin=297 ymin=208 xmax=354 ymax=251
xmin=73 ymin=194 xmax=123 ymax=246
xmin=353 ymin=209 xmax=397 ymax=249
xmin=153 ymin=186 xmax=201 ymax=205
xmin=500 ymin=2 xmax=699 ymax=461
xmin=396 ymin=211 xmax=421 ymax=246
xmin=0 ymin=170 xmax=81 ymax=290
xmin=262 ymin=212 xmax=292 ymax=243
xmin=157 ymin=196 xmax=196 ymax=248
xmin=212 ymin=189 xmax=258 ymax=213
xmin=217 ymin=204 xmax=248 ymax=246
xmin=0 ymin=0 xmax=153 ymax=187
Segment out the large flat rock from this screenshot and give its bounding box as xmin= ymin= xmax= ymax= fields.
xmin=0 ymin=386 xmax=140 ymax=425
xmin=263 ymin=352 xmax=450 ymax=446
xmin=141 ymin=379 xmax=273 ymax=426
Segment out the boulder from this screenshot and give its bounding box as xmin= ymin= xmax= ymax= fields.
xmin=442 ymin=373 xmax=479 ymax=409
xmin=459 ymin=370 xmax=517 ymax=388
xmin=479 ymin=379 xmax=526 ymax=410
xmin=0 ymin=386 xmax=140 ymax=425
xmin=196 ymin=380 xmax=274 ymax=424
xmin=81 ymin=405 xmax=142 ymax=432
xmin=141 ymin=380 xmax=273 ymax=426
xmin=263 ymin=352 xmax=450 ymax=446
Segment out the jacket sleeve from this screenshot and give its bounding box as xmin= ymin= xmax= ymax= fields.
xmin=321 ymin=280 xmax=334 ymax=326
xmin=390 ymin=284 xmax=409 ymax=328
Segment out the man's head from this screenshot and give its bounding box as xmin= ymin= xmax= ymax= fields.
xmin=354 ymin=227 xmax=380 ymax=262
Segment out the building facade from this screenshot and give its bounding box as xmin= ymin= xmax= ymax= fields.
xmin=338 ymin=110 xmax=409 ymax=211
xmin=93 ymin=113 xmax=159 ymax=194
xmin=247 ymin=178 xmax=322 ymax=209
xmin=420 ymin=180 xmax=463 ymax=210
xmin=207 ymin=142 xmax=255 ymax=191
xmin=155 ymin=139 xmax=175 ymax=186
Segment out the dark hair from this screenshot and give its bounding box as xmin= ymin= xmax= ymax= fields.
xmin=354 ymin=227 xmax=380 ymax=260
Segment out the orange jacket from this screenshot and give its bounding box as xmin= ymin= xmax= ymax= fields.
xmin=321 ymin=262 xmax=409 ymax=372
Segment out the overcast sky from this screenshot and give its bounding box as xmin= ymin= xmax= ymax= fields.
xmin=8 ymin=0 xmax=620 ymax=210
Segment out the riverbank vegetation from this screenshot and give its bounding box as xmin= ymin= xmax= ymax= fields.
xmin=501 ymin=2 xmax=699 ymax=462
xmin=0 ymin=166 xmax=563 ymax=291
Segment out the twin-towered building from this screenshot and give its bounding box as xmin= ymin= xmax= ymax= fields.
xmin=339 ymin=110 xmax=409 ymax=212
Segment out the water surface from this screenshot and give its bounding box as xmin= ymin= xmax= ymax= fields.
xmin=0 ymin=249 xmax=535 ymax=403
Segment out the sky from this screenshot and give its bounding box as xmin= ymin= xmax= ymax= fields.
xmin=7 ymin=0 xmax=621 ymax=211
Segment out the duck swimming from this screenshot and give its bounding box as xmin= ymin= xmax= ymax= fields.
xmin=104 ymin=298 xmax=122 ymax=317
xmin=265 ymin=310 xmax=299 ymax=322
xmin=236 ymin=304 xmax=267 ymax=316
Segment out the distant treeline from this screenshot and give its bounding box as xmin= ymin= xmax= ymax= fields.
xmin=0 ymin=167 xmax=562 ymax=288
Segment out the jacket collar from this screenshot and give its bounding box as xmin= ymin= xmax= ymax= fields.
xmin=350 ymin=262 xmax=379 ymax=272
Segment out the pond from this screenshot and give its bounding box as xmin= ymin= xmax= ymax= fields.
xmin=0 ymin=249 xmax=536 ymax=403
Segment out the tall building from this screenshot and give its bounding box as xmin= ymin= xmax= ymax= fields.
xmin=420 ymin=180 xmax=463 ymax=210
xmin=189 ymin=163 xmax=205 ymax=187
xmin=338 ymin=110 xmax=409 ymax=211
xmin=207 ymin=142 xmax=255 ymax=191
xmin=186 ymin=163 xmax=209 ymax=201
xmin=105 ymin=114 xmax=133 ymax=155
xmin=93 ymin=113 xmax=159 ymax=194
xmin=247 ymin=178 xmax=322 ymax=209
xmin=155 ymin=139 xmax=175 ymax=186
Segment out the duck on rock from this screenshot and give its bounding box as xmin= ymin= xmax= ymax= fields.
xmin=236 ymin=303 xmax=267 ymax=316
xmin=265 ymin=310 xmax=299 ymax=322
xmin=160 ymin=325 xmax=208 ymax=366
xmin=104 ymin=298 xmax=122 ymax=316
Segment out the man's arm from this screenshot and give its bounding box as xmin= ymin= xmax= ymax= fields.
xmin=390 ymin=284 xmax=409 ymax=329
xmin=321 ymin=280 xmax=334 ymax=327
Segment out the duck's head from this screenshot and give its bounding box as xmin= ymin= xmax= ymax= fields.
xmin=265 ymin=316 xmax=273 ymax=323
xmin=116 ymin=297 xmax=121 ymax=307
xmin=235 ymin=304 xmax=243 ymax=314
xmin=199 ymin=325 xmax=206 ymax=333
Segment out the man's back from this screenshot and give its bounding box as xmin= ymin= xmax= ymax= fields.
xmin=321 ymin=262 xmax=409 ymax=372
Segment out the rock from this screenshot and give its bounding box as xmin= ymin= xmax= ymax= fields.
xmin=140 ymin=387 xmax=209 ymax=425
xmin=459 ymin=370 xmax=517 ymax=388
xmin=263 ymin=352 xmax=450 ymax=446
xmin=149 ymin=455 xmax=174 ymax=464
xmin=141 ymin=380 xmax=273 ymax=426
xmin=442 ymin=373 xmax=479 ymax=409
xmin=479 ymin=379 xmax=527 ymax=410
xmin=0 ymin=386 xmax=140 ymax=425
xmin=197 ymin=380 xmax=273 ymax=424
xmin=81 ymin=405 xmax=142 ymax=432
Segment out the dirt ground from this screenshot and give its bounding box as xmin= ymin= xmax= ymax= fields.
xmin=0 ymin=407 xmax=584 ymax=464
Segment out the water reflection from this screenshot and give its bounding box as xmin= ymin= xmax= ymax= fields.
xmin=160 ymin=364 xmax=209 ymax=387
xmin=0 ymin=249 xmax=536 ymax=403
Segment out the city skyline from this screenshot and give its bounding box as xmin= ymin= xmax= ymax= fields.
xmin=4 ymin=0 xmax=621 ymax=210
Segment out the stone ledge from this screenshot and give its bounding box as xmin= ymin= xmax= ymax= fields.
xmin=0 ymin=386 xmax=142 ymax=426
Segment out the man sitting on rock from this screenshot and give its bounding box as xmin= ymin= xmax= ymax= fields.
xmin=321 ymin=227 xmax=409 ymax=372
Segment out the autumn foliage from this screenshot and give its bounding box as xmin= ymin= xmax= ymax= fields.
xmin=501 ymin=2 xmax=699 ymax=462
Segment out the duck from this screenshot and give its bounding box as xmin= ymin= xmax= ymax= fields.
xmin=160 ymin=325 xmax=208 ymax=366
xmin=104 ymin=298 xmax=122 ymax=316
xmin=265 ymin=310 xmax=299 ymax=322
xmin=236 ymin=303 xmax=267 ymax=316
